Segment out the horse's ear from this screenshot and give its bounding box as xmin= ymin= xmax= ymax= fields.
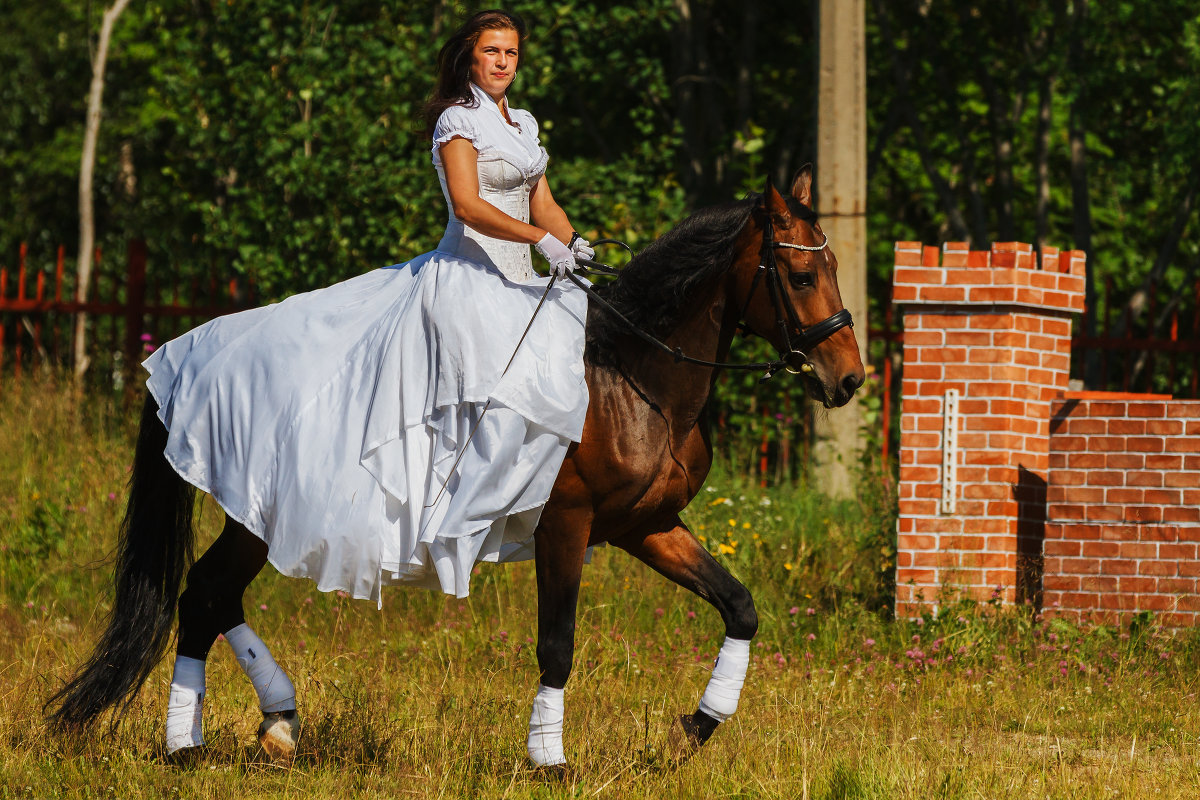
xmin=790 ymin=163 xmax=814 ymax=209
xmin=762 ymin=176 xmax=791 ymax=228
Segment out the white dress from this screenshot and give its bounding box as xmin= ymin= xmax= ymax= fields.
xmin=144 ymin=84 xmax=589 ymax=605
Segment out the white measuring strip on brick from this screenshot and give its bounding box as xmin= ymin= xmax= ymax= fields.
xmin=942 ymin=389 xmax=959 ymax=514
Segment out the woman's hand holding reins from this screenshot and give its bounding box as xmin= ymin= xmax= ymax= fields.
xmin=536 ymin=233 xmax=576 ymax=278
xmin=569 ymin=232 xmax=594 ymax=262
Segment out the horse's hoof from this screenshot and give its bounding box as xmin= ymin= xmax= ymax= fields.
xmin=165 ymin=745 xmax=206 ymax=768
xmin=531 ymin=761 xmax=574 ymax=782
xmin=665 ymin=713 xmax=714 ymax=765
xmin=257 ymin=709 xmax=300 ymax=762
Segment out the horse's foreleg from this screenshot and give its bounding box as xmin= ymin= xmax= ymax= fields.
xmin=528 ymin=512 xmax=590 ymax=768
xmin=612 ymin=517 xmax=758 ymax=754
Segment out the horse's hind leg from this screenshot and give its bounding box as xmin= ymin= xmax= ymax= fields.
xmin=176 ymin=517 xmax=267 ymax=661
xmin=169 ymin=516 xmax=298 ymax=759
xmin=612 ymin=516 xmax=758 ymax=758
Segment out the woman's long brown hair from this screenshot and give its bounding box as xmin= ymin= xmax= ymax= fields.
xmin=422 ymin=9 xmax=527 ymax=138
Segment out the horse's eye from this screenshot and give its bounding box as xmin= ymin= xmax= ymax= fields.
xmin=790 ymin=271 xmax=815 ymax=288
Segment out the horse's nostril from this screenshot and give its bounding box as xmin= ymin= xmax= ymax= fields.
xmin=842 ymin=372 xmax=863 ymax=398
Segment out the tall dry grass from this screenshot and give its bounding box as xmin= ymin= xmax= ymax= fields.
xmin=2 ymin=375 xmax=1200 ymax=798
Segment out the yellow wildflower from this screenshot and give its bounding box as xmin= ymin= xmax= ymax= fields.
xmin=784 ymin=563 xmax=793 ymax=571
xmin=718 ymin=543 xmax=736 ymax=555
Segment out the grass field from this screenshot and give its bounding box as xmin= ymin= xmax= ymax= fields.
xmin=3 ymin=376 xmax=1200 ymax=799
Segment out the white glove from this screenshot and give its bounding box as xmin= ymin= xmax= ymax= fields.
xmin=535 ymin=232 xmax=575 ymax=278
xmin=569 ymin=232 xmax=594 ymax=262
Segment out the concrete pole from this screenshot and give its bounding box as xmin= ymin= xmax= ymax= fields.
xmin=812 ymin=0 xmax=868 ymax=497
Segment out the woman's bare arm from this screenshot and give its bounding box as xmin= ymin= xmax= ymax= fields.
xmin=529 ymin=176 xmax=575 ymax=245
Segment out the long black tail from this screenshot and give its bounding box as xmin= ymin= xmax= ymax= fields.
xmin=46 ymin=392 xmax=197 ymax=731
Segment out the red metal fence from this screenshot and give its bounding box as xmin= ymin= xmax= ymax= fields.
xmin=0 ymin=241 xmax=252 ymax=385
xmin=1073 ymin=276 xmax=1200 ymax=397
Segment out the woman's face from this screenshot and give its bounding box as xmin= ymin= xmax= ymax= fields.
xmin=469 ymin=28 xmax=519 ymax=101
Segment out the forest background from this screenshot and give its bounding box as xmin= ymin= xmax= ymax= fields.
xmin=2 ymin=0 xmax=1199 ymax=472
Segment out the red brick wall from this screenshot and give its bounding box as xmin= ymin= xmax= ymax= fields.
xmin=1043 ymin=394 xmax=1200 ymax=626
xmin=893 ymin=240 xmax=1200 ymax=625
xmin=893 ymin=241 xmax=1085 ymax=614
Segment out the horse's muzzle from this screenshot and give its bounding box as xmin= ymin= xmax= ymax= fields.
xmin=829 ymin=369 xmax=865 ymax=408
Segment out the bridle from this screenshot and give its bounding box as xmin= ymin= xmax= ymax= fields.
xmin=735 ymin=206 xmax=854 ymax=379
xmin=568 ymin=195 xmax=854 ymax=383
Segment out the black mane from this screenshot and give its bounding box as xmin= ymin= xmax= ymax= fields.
xmin=584 ymin=196 xmax=759 ymax=366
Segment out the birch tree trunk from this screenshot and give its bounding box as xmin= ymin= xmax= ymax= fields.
xmin=74 ymin=0 xmax=133 ymax=382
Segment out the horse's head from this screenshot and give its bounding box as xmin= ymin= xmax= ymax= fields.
xmin=733 ymin=166 xmax=866 ymax=408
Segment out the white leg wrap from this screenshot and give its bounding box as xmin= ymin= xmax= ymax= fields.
xmin=225 ymin=623 xmax=296 ymax=714
xmin=697 ymin=637 xmax=751 ymax=723
xmin=527 ymin=685 xmax=566 ymax=767
xmin=165 ymin=655 xmax=206 ymax=754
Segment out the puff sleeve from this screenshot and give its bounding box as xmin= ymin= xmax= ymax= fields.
xmin=431 ymin=105 xmax=480 ymax=157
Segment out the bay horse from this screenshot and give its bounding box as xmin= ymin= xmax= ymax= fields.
xmin=46 ymin=166 xmax=864 ymax=767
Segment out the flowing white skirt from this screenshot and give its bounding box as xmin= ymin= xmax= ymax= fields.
xmin=144 ymin=251 xmax=589 ymax=604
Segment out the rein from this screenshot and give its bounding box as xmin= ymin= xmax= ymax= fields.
xmin=570 ymin=202 xmax=854 ymax=383
xmin=566 ymin=269 xmax=782 ymax=379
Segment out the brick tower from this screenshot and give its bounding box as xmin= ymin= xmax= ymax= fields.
xmin=892 ymin=241 xmax=1086 ymax=614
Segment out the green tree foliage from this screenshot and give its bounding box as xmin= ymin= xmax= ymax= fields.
xmin=0 ymin=2 xmax=90 ymax=257
xmin=868 ymin=1 xmax=1200 ymax=388
xmin=0 ymin=1 xmax=824 ymax=294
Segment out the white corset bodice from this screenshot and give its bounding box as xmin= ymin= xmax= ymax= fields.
xmin=435 ymin=150 xmax=547 ymax=282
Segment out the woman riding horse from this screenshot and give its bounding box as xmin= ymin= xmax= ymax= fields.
xmin=46 ymin=8 xmax=864 ymax=769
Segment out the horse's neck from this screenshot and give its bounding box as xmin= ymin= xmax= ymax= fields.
xmin=617 ymin=276 xmax=739 ymax=437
